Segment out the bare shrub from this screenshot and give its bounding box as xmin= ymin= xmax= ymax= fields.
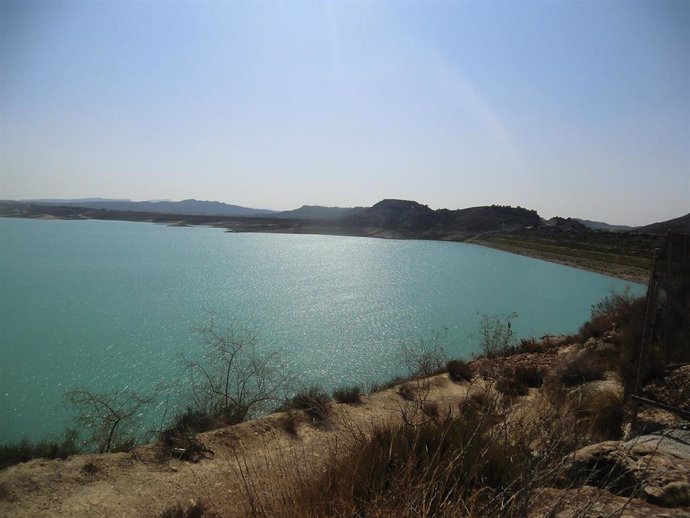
xmin=184 ymin=319 xmax=293 ymax=426
xmin=65 ymin=387 xmax=157 ymax=453
xmin=458 ymin=389 xmax=494 ymax=420
xmin=400 ymin=334 xmax=448 ymax=378
xmin=447 ymin=359 xmax=473 ymax=382
xmin=478 ymin=312 xmax=518 ymax=358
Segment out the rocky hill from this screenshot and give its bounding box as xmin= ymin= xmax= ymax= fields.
xmin=635 ymin=213 xmax=690 ymax=235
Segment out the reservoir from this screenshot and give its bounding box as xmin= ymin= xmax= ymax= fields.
xmin=0 ymin=218 xmax=645 ymax=442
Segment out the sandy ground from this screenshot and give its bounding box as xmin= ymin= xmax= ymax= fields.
xmin=0 ymin=375 xmax=480 ymax=518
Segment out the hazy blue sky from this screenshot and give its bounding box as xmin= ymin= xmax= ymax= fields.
xmin=1 ymin=1 xmax=688 ymax=225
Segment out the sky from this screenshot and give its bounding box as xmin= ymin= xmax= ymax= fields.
xmin=1 ymin=1 xmax=688 ymax=225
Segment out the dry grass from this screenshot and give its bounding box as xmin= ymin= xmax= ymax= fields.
xmin=235 ymin=384 xmax=630 ymax=518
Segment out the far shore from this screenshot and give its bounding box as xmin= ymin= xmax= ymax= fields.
xmin=1 ymin=212 xmax=651 ymax=285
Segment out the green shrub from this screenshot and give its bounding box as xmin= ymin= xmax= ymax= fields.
xmin=447 ymin=359 xmax=473 ymax=382
xmin=332 ymin=385 xmax=362 ymax=404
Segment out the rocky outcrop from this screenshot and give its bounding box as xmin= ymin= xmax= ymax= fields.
xmin=529 ymin=485 xmax=690 ymax=518
xmin=562 ymin=429 xmax=690 ymax=509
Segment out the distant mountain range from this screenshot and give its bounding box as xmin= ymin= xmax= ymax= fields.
xmin=5 ymin=198 xmax=688 ymax=235
xmin=22 ymin=198 xmax=277 ymax=218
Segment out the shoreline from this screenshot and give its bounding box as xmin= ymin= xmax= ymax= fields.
xmin=470 ymin=238 xmax=649 ymax=285
xmin=1 ymin=214 xmax=650 ymax=284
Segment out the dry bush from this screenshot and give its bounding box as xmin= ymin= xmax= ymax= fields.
xmin=287 ymin=386 xmax=332 ymax=424
xmin=513 ymin=364 xmax=543 ymax=388
xmin=421 ymin=400 xmax=440 ymax=419
xmin=397 ymin=383 xmax=416 ymax=401
xmin=400 ymin=335 xmax=448 ymax=378
xmin=157 ymin=426 xmax=213 ymax=463
xmin=554 ymin=351 xmax=608 ymax=387
xmin=447 ymin=359 xmax=473 ymax=382
xmin=184 ymin=319 xmax=293 ymax=426
xmin=167 ymin=406 xmax=221 ymax=434
xmin=332 ymin=385 xmax=362 ymax=405
xmin=458 ymin=389 xmax=494 ymax=420
xmin=543 ymin=376 xmax=624 ymax=443
xmin=510 ymin=337 xmax=550 ymax=355
xmin=495 ymin=376 xmax=529 ymax=397
xmin=570 ymin=385 xmax=624 ymax=441
xmin=159 ymin=501 xmax=219 ymax=518
xmin=245 ymin=388 xmax=587 ymax=518
xmin=235 ymin=379 xmax=635 ymax=518
xmin=65 ymin=388 xmax=157 ymax=453
xmin=576 ymin=289 xmax=650 ymax=390
xmin=279 ymin=411 xmax=300 ymax=437
xmin=478 ymin=312 xmax=517 ymax=358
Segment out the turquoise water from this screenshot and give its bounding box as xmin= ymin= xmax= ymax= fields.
xmin=0 ymin=218 xmax=644 ymax=442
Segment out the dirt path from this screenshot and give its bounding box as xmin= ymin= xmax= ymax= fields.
xmin=0 ymin=376 xmax=478 ymax=518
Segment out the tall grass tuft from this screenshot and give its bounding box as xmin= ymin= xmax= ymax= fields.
xmin=287 ymin=386 xmax=332 ymax=424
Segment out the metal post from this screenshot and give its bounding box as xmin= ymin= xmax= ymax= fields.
xmin=629 ymin=247 xmax=660 ymax=435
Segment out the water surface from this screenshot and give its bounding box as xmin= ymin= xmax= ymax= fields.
xmin=0 ymin=218 xmax=644 ymax=441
